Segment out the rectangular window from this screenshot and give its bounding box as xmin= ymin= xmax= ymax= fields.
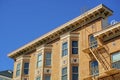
xmin=45 ymin=75 xmax=51 ymax=80
xmin=37 ymin=54 xmax=42 ymax=68
xmin=89 ymin=35 xmax=98 ymax=48
xmin=24 ymin=62 xmax=29 ymax=75
xmin=62 ymin=67 xmax=67 ymax=80
xmin=36 ymin=77 xmax=41 ymax=80
xmin=45 ymin=53 xmax=51 ymax=66
xmin=72 ymin=41 xmax=78 ymax=54
xmin=62 ymin=42 xmax=68 ymax=57
xmin=90 ymin=60 xmax=99 ymax=76
xmin=112 ymin=52 xmax=120 ymax=69
xmin=72 ymin=66 xmax=78 ymax=80
xmin=16 ymin=63 xmax=21 ymax=77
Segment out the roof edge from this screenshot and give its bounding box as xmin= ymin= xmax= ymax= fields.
xmin=8 ymin=4 xmax=113 ymax=58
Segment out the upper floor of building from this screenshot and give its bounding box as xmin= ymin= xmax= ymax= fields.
xmin=8 ymin=4 xmax=120 ymax=80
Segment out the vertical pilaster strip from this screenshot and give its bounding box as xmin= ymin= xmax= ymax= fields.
xmin=68 ymin=35 xmax=71 ymax=80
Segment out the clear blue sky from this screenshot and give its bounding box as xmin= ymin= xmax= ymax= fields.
xmin=0 ymin=0 xmax=120 ymax=71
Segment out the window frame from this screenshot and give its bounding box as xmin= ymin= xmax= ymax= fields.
xmin=36 ymin=76 xmax=41 ymax=80
xmin=45 ymin=52 xmax=51 ymax=66
xmin=111 ymin=51 xmax=120 ymax=69
xmin=62 ymin=67 xmax=67 ymax=80
xmin=37 ymin=53 xmax=42 ymax=68
xmin=72 ymin=41 xmax=78 ymax=54
xmin=24 ymin=62 xmax=29 ymax=75
xmin=72 ymin=65 xmax=78 ymax=80
xmin=62 ymin=42 xmax=68 ymax=57
xmin=16 ymin=63 xmax=21 ymax=77
xmin=89 ymin=60 xmax=99 ymax=76
xmin=89 ymin=34 xmax=98 ymax=48
xmin=45 ymin=75 xmax=51 ymax=80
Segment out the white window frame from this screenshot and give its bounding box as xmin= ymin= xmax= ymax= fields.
xmin=37 ymin=54 xmax=42 ymax=68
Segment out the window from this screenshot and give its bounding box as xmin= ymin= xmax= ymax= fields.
xmin=72 ymin=41 xmax=78 ymax=54
xmin=45 ymin=75 xmax=51 ymax=80
xmin=89 ymin=35 xmax=97 ymax=48
xmin=72 ymin=66 xmax=78 ymax=80
xmin=36 ymin=77 xmax=41 ymax=80
xmin=62 ymin=67 xmax=67 ymax=80
xmin=16 ymin=63 xmax=21 ymax=77
xmin=90 ymin=60 xmax=99 ymax=76
xmin=37 ymin=54 xmax=42 ymax=68
xmin=112 ymin=52 xmax=120 ymax=69
xmin=24 ymin=62 xmax=29 ymax=75
xmin=45 ymin=53 xmax=51 ymax=66
xmin=62 ymin=42 xmax=68 ymax=56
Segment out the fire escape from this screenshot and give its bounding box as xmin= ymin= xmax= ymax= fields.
xmin=83 ymin=33 xmax=120 ymax=80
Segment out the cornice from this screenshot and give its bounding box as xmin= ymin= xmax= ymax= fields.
xmin=8 ymin=4 xmax=113 ymax=59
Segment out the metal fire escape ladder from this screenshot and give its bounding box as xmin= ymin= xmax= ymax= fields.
xmin=89 ymin=48 xmax=109 ymax=70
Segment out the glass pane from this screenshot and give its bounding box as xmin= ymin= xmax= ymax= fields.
xmin=62 ymin=67 xmax=67 ymax=75
xmin=16 ymin=63 xmax=20 ymax=76
xmin=72 ymin=48 xmax=78 ymax=54
xmin=46 ymin=53 xmax=51 ymax=58
xmin=62 ymin=42 xmax=68 ymax=57
xmin=36 ymin=77 xmax=41 ymax=80
xmin=89 ymin=35 xmax=96 ymax=42
xmin=37 ymin=61 xmax=42 ymax=67
xmin=89 ymin=35 xmax=98 ymax=48
xmin=38 ymin=54 xmax=42 ymax=61
xmin=17 ymin=63 xmax=20 ymax=70
xmin=62 ymin=75 xmax=67 ymax=80
xmin=62 ymin=49 xmax=68 ymax=56
xmin=72 ymin=74 xmax=78 ymax=80
xmin=72 ymin=66 xmax=78 ymax=73
xmin=37 ymin=54 xmax=42 ymax=67
xmin=112 ymin=52 xmax=120 ymax=62
xmin=112 ymin=60 xmax=120 ymax=69
xmin=72 ymin=41 xmax=78 ymax=47
xmin=90 ymin=61 xmax=99 ymax=75
xmin=46 ymin=59 xmax=51 ymax=66
xmin=24 ymin=69 xmax=28 ymax=75
xmin=45 ymin=75 xmax=50 ymax=80
xmin=16 ymin=70 xmax=20 ymax=76
xmin=62 ymin=42 xmax=67 ymax=50
xmin=24 ymin=63 xmax=29 ymax=68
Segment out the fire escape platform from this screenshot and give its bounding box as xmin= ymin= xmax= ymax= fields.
xmin=97 ymin=68 xmax=120 ymax=79
xmin=83 ymin=69 xmax=120 ymax=80
xmin=82 ymin=45 xmax=104 ymax=53
xmin=94 ymin=22 xmax=120 ymax=42
xmin=105 ymin=68 xmax=120 ymax=75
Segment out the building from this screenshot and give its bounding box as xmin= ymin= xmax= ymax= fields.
xmin=0 ymin=70 xmax=13 ymax=80
xmin=8 ymin=4 xmax=120 ymax=80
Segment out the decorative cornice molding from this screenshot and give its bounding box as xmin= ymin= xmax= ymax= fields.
xmin=8 ymin=4 xmax=113 ymax=59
